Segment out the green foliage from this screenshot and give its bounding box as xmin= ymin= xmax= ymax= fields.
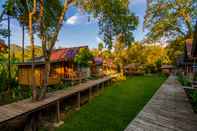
xmin=98 ymin=42 xmax=104 ymax=52
xmin=165 ymin=37 xmax=185 ymax=64
xmin=74 ymin=48 xmax=93 ymax=67
xmin=144 ymin=0 xmax=196 ymax=41
xmin=177 ymin=74 xmax=191 ymax=86
xmin=124 ymin=42 xmax=171 ymax=73
xmin=187 ymin=90 xmax=197 ymax=113
xmin=82 ymin=0 xmax=138 ymax=49
xmin=56 ymin=75 xmax=166 ymax=131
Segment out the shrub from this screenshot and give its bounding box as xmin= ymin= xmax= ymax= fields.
xmin=177 ymin=74 xmax=191 ymax=86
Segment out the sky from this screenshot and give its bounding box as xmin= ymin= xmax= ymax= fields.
xmin=0 ymin=0 xmax=147 ymax=49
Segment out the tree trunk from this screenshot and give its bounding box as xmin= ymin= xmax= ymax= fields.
xmin=29 ymin=0 xmax=37 ymax=101
xmin=7 ymin=15 xmax=11 ymax=90
xmin=22 ymin=24 xmax=25 ymax=63
xmin=37 ymin=0 xmax=74 ymax=99
xmin=38 ymin=56 xmax=50 ymax=100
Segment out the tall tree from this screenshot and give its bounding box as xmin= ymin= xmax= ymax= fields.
xmin=82 ymin=0 xmax=138 ymax=49
xmin=28 ymin=0 xmax=37 ymax=101
xmin=38 ymin=0 xmax=75 ymax=99
xmin=144 ymin=0 xmax=197 ymax=41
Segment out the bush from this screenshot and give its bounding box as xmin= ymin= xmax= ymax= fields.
xmin=177 ymin=74 xmax=191 ymax=86
xmin=187 ymin=90 xmax=197 ymax=113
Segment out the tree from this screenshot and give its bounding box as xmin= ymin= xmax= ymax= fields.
xmin=74 ymin=48 xmax=93 ymax=67
xmin=144 ymin=0 xmax=197 ymax=41
xmin=165 ymin=36 xmax=185 ymax=64
xmin=4 ymin=0 xmax=74 ymax=100
xmin=113 ymin=34 xmax=128 ymax=74
xmin=82 ymin=0 xmax=138 ymax=49
xmin=98 ymin=42 xmax=104 ymax=52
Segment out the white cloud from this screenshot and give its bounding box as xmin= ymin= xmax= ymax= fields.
xmin=66 ymin=13 xmax=96 ymax=25
xmin=66 ymin=15 xmax=80 ymax=25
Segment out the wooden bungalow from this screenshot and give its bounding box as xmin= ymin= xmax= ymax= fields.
xmin=18 ymin=46 xmax=89 ymax=87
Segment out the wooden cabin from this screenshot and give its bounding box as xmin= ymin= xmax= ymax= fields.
xmin=18 ymin=46 xmax=89 ymax=87
xmin=18 ymin=61 xmax=61 ymax=87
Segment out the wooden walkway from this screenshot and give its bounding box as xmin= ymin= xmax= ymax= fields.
xmin=0 ymin=76 xmax=114 ymax=125
xmin=125 ymin=76 xmax=197 ymax=131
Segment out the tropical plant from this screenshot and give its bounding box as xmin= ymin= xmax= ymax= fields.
xmin=74 ymin=48 xmax=93 ymax=67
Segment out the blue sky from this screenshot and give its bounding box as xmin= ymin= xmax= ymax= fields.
xmin=0 ymin=0 xmax=147 ymax=49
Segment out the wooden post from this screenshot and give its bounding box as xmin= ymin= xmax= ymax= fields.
xmin=54 ymin=100 xmax=64 ymax=127
xmin=89 ymin=87 xmax=92 ymax=101
xmin=96 ymin=84 xmax=100 ymax=96
xmin=56 ymin=101 xmax=60 ymax=123
xmin=24 ymin=114 xmax=37 ymax=131
xmin=101 ymin=82 xmax=104 ymax=92
xmin=76 ymin=92 xmax=80 ymax=110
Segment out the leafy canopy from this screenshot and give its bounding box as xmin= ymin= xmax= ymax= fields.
xmin=82 ymin=0 xmax=138 ymax=49
xmin=144 ymin=0 xmax=197 ymax=41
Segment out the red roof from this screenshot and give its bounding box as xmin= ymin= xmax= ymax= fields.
xmin=50 ymin=46 xmax=88 ymax=62
xmin=50 ymin=48 xmax=67 ymax=61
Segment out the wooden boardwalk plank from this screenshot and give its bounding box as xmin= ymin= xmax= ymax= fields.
xmin=0 ymin=76 xmax=114 ymax=124
xmin=125 ymin=76 xmax=197 ymax=131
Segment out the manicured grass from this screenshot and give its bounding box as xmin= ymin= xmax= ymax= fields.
xmin=56 ymin=74 xmax=166 ymax=131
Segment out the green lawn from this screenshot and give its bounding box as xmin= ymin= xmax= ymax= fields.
xmin=56 ymin=74 xmax=166 ymax=131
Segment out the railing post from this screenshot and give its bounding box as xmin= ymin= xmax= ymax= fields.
xmin=89 ymin=87 xmax=92 ymax=101
xmin=76 ymin=92 xmax=81 ymax=110
xmin=96 ymin=84 xmax=100 ymax=96
xmin=56 ymin=101 xmax=60 ymax=123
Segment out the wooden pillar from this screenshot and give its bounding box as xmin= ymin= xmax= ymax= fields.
xmin=54 ymin=100 xmax=64 ymax=127
xmin=24 ymin=114 xmax=37 ymax=131
xmin=56 ymin=101 xmax=60 ymax=123
xmin=96 ymin=84 xmax=100 ymax=96
xmin=89 ymin=87 xmax=92 ymax=101
xmin=101 ymin=82 xmax=104 ymax=92
xmin=76 ymin=92 xmax=80 ymax=110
